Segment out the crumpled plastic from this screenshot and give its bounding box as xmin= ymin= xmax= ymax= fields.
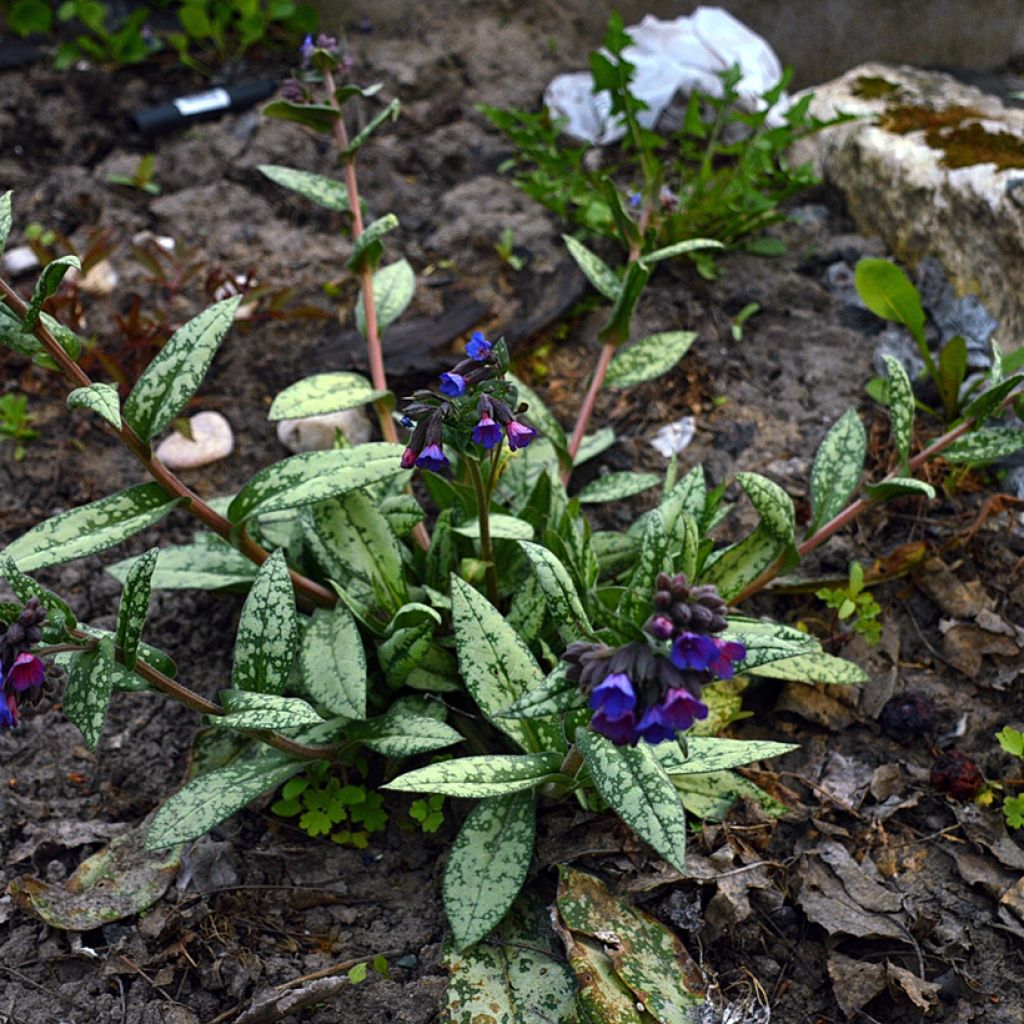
xmin=544 ymin=7 xmax=785 ymax=145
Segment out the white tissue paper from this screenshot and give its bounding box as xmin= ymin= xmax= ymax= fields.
xmin=544 ymin=7 xmax=786 ymax=145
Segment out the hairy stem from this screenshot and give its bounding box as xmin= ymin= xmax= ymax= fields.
xmin=0 ymin=279 xmax=336 ymax=611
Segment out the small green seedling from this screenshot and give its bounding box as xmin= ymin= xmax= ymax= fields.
xmin=816 ymin=562 xmax=882 ymax=645
xmin=0 ymin=394 xmax=39 ymax=461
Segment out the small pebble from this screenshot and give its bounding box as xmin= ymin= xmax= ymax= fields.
xmin=2 ymin=245 xmax=39 ymax=276
xmin=276 ymin=408 xmax=373 ymax=452
xmin=155 ymin=411 xmax=234 ymax=469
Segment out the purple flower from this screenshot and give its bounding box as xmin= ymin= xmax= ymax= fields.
xmin=300 ymin=33 xmax=315 ymax=64
xmin=466 ymin=331 xmax=492 ymax=361
xmin=589 ymin=672 xmax=636 ymax=718
xmin=415 ymin=443 xmax=449 ymax=473
xmin=439 ymin=372 xmax=467 ymax=398
xmin=636 ymin=688 xmax=708 ymax=744
xmin=628 ymin=191 xmax=642 ymax=208
xmin=592 ymin=708 xmax=637 ymax=745
xmin=708 ymin=638 xmax=746 ymax=679
xmin=400 ymin=414 xmax=414 ymax=428
xmin=401 ymin=447 xmax=419 ymax=470
xmin=0 ymin=693 xmax=16 ymax=730
xmin=647 ymin=614 xmax=675 ymax=640
xmin=471 ymin=414 xmax=503 ymax=449
xmin=669 ymin=631 xmax=720 ymax=672
xmin=8 ymin=653 xmax=44 ymax=691
xmin=505 ymin=421 xmax=537 ymax=451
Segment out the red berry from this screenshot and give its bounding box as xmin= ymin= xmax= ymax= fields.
xmin=930 ymin=750 xmax=984 ymax=801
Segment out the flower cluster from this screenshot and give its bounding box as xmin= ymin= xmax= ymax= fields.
xmin=400 ymin=332 xmax=537 ymax=473
xmin=0 ymin=600 xmax=49 ymax=730
xmin=563 ymin=572 xmax=746 ymax=746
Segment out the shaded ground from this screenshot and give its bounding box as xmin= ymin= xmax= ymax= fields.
xmin=2 ymin=9 xmax=1024 ymax=1023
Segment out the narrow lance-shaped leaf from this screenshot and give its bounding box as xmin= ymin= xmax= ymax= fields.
xmin=882 ymin=353 xmax=914 ymax=469
xmin=343 ymin=97 xmax=400 ymax=156
xmin=107 ymin=542 xmax=257 ymax=592
xmin=443 ymin=790 xmax=536 ymax=951
xmin=518 ymin=542 xmax=591 ymax=645
xmin=562 ymin=234 xmax=620 ymax=300
xmin=22 ymin=254 xmax=80 ymax=330
xmin=943 ymin=427 xmax=1024 ymax=463
xmin=2 ymin=483 xmax=180 ymax=573
xmin=385 ymin=753 xmax=563 ymax=798
xmin=261 ymin=100 xmax=340 ymax=133
xmin=347 ymin=212 xmax=398 ymax=273
xmin=350 ymin=696 xmax=462 ymax=757
xmin=599 ymin=260 xmax=650 ymax=345
xmin=737 ymin=471 xmax=795 ymax=548
xmin=216 ymin=690 xmax=323 ymax=731
xmin=67 ymin=382 xmax=121 ymax=430
xmin=499 ymin=662 xmax=586 ymax=720
xmin=63 ymin=639 xmax=115 ymax=751
xmin=268 ymin=372 xmax=388 ymax=421
xmin=639 ymin=236 xmax=724 ymax=266
xmin=855 ymin=258 xmax=926 ymax=346
xmin=0 ymin=190 xmax=11 ymax=255
xmin=300 ymin=604 xmax=367 ymax=719
xmin=257 ymin=164 xmax=350 ymax=211
xmin=809 ymin=408 xmax=866 ymax=534
xmin=577 ymin=471 xmax=659 ymax=504
xmin=124 ymin=296 xmax=242 ymax=442
xmin=604 ymin=330 xmax=697 ymax=389
xmin=656 ymin=736 xmax=798 ymax=775
xmin=356 ymin=258 xmax=415 ymax=336
xmin=863 ymin=477 xmax=935 ymax=501
xmin=699 ymin=524 xmax=784 ymax=603
xmin=936 ymin=335 xmax=968 ymax=419
xmin=577 ymin=729 xmax=689 ymax=872
xmin=232 ymin=549 xmax=298 ymax=695
xmin=114 ymin=546 xmax=157 ymax=670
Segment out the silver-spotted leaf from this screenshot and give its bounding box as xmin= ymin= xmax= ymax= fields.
xmin=737 ymin=472 xmax=795 ymax=548
xmin=114 ymin=546 xmax=157 ymax=670
xmin=0 ymin=191 xmax=10 ymax=254
xmin=573 ymin=426 xmax=616 ymax=465
xmin=499 ymin=663 xmax=585 ymax=720
xmin=300 ymin=604 xmax=366 ymax=719
xmin=444 ymin=790 xmax=536 ymax=951
xmin=562 ymin=234 xmax=620 ymax=300
xmin=3 ymin=483 xmax=180 ymax=573
xmin=67 ymin=382 xmax=121 ymax=429
xmin=517 ymin=543 xmax=590 ymax=646
xmin=454 ymin=515 xmax=534 ymax=541
xmin=863 ymin=477 xmax=935 ymax=501
xmin=257 ymin=164 xmax=350 ymax=211
xmin=23 ymin=254 xmax=80 ymax=329
xmin=699 ymin=524 xmax=784 ymax=601
xmin=107 ymin=541 xmax=257 ymax=591
xmin=63 ymin=639 xmax=115 ymax=751
xmin=639 ymin=236 xmax=724 ymax=265
xmin=355 ymin=258 xmax=415 ymax=336
xmin=881 ymin=354 xmax=914 ymax=467
xmin=745 ymin=651 xmax=868 ymax=684
xmin=268 ymin=372 xmax=388 ymax=421
xmin=577 ymin=471 xmax=659 ymax=504
xmin=216 ymin=690 xmax=323 ymax=730
xmin=124 ymin=296 xmax=241 ymax=442
xmin=232 ymin=549 xmax=298 ymax=695
xmin=605 ymin=331 xmax=697 ymax=389
xmin=809 ymin=408 xmax=866 ymax=533
xmin=347 ymin=212 xmax=398 ymax=272
xmin=655 ymin=736 xmax=797 ymax=775
xmin=384 ymin=753 xmax=562 ymax=798
xmin=943 ymin=427 xmax=1024 ymax=463
xmin=351 ymin=696 xmax=461 ymax=757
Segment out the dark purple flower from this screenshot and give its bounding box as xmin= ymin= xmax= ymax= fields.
xmin=670 ymin=631 xmax=720 ymax=672
xmin=647 ymin=614 xmax=675 ymax=640
xmin=472 ymin=414 xmax=503 ymax=449
xmin=401 ymin=447 xmax=418 ymax=470
xmin=0 ymin=692 xmax=16 ymax=730
xmin=589 ymin=672 xmax=636 ymax=718
xmin=439 ymin=372 xmax=466 ymax=398
xmin=8 ymin=653 xmax=44 ymax=692
xmin=636 ymin=688 xmax=708 ymax=744
xmin=466 ymin=331 xmax=492 ymax=361
xmin=592 ymin=708 xmax=637 ymax=745
xmin=708 ymin=638 xmax=746 ymax=679
xmin=315 ymin=32 xmax=338 ymax=51
xmin=415 ymin=443 xmax=449 ymax=473
xmin=506 ymin=420 xmax=537 ymax=451
xmin=281 ymin=78 xmax=305 ymax=102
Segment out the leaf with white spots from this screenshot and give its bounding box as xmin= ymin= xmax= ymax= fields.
xmin=228 ymin=443 xmax=408 ymax=523
xmin=882 ymin=354 xmax=914 ymax=468
xmin=518 ymin=542 xmax=591 ymax=646
xmin=605 ymin=331 xmax=698 ymax=389
xmin=809 ymin=408 xmax=866 ymax=534
xmin=654 ymin=736 xmax=798 ymax=775
xmin=114 ymin=546 xmax=157 ymax=670
xmin=744 ymin=651 xmax=868 ymax=684
xmin=384 ymin=753 xmax=562 ymax=798
xmin=107 ymin=541 xmax=258 ymax=591
xmin=356 ymin=258 xmax=415 ymax=336
xmin=124 ymin=296 xmax=242 ymax=442
xmin=577 ymin=471 xmax=659 ymax=504
xmin=943 ymin=426 xmax=1024 ymax=464
xmin=268 ymin=372 xmax=388 ymax=421
xmin=698 ymin=524 xmax=784 ymax=601
xmin=232 ymin=549 xmax=298 ymax=695
xmin=258 ymin=164 xmax=351 ymax=211
xmin=498 ymin=663 xmax=587 ymax=721
xmin=863 ymin=477 xmax=935 ymax=501
xmin=215 ymin=689 xmax=323 ymax=730
xmin=562 ymin=234 xmax=620 ymax=300
xmin=0 ymin=191 xmax=11 ymax=255
xmin=349 ymin=696 xmax=462 ymax=757
xmin=22 ymin=254 xmax=80 ymax=330
xmin=63 ymin=640 xmax=115 ymax=751
xmin=444 ymin=790 xmax=536 ymax=950
xmin=66 ymin=382 xmax=122 ymax=430
xmin=3 ymin=483 xmax=180 ymax=573
xmin=454 ymin=515 xmax=535 ymax=541
xmin=577 ymin=729 xmax=689 ymax=872
xmin=673 ymin=769 xmax=788 ymax=820
xmin=737 ymin=471 xmax=795 ymax=548
xmin=300 ymin=604 xmax=366 ymax=719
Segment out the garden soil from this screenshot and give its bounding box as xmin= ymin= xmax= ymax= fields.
xmin=2 ymin=7 xmax=1024 ymax=1023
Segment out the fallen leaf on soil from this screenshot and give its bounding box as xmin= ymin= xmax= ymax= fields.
xmin=869 ymin=763 xmax=904 ymax=802
xmin=955 ymin=804 xmax=1024 ymax=870
xmin=775 ymin=682 xmax=857 ymax=730
xmin=999 ymin=875 xmax=1024 ymax=925
xmin=939 ymin=620 xmax=1020 ymax=678
xmin=9 ymin=819 xmax=129 ymax=863
xmin=7 ymin=824 xmax=181 ymax=930
xmin=819 ymin=750 xmax=874 ymax=810
xmin=886 ymin=962 xmax=940 ymax=1011
xmin=946 ymin=846 xmax=1019 ymax=899
xmin=827 ymin=952 xmax=886 ymax=1018
xmin=917 ymin=557 xmax=993 ymax=618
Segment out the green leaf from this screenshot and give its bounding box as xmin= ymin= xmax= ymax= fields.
xmin=380 ymin=494 xmax=424 ymax=537
xmin=343 ymin=97 xmax=401 ymax=156
xmin=674 ymin=769 xmax=787 ymax=820
xmin=599 ymin=260 xmax=650 ymax=345
xmin=443 ymin=890 xmax=580 ymax=1024
xmin=997 ymin=726 xmax=1024 ymax=758
xmin=147 ymin=748 xmax=304 ymax=849
xmin=737 ymin=471 xmax=795 ymax=547
xmin=863 ymin=477 xmax=935 ymax=501
xmin=728 ymin=631 xmax=819 ymax=671
xmin=347 ymin=213 xmax=399 ymax=273
xmin=809 ymin=409 xmax=866 ymax=534
xmin=518 ymin=542 xmax=591 ymax=646
xmin=0 ymin=557 xmax=74 ymax=640
xmin=573 ymin=426 xmax=616 ymax=466
xmin=63 ymin=640 xmax=115 ymax=751
xmin=228 ymin=443 xmax=407 ymax=523
xmin=937 ymin=335 xmax=968 ymax=419
xmin=444 ymin=790 xmax=535 ymax=950
xmin=506 ymin=372 xmax=567 ymax=456
xmin=3 ymin=483 xmax=180 ymax=572
xmin=0 ymin=191 xmax=11 ymax=255
xmin=855 ymin=258 xmax=925 ymax=346
xmin=124 ymin=296 xmax=242 ymax=443
xmin=577 ymin=730 xmax=688 ymax=872
xmin=356 ymin=259 xmax=415 ymax=337
xmin=378 ymin=620 xmax=433 ymax=686
xmin=23 ymin=254 xmax=80 ymax=330
xmin=232 ymin=550 xmax=298 ymax=695
xmin=605 ymin=331 xmax=697 ymax=389
xmin=385 ymin=753 xmax=562 ymax=798
xmin=655 ymin=736 xmax=797 ymax=775
xmin=114 ymin=547 xmax=157 ymax=670
xmin=107 ymin=541 xmax=257 ymax=591
xmin=300 ymin=604 xmax=366 ymax=719
xmin=67 ymin=382 xmax=121 ymax=430
xmin=262 ymin=100 xmax=340 ymax=133
xmin=700 ymin=526 xmax=783 ymax=601
xmin=576 ymin=471 xmax=659 ymax=503
xmin=744 ymin=651 xmax=869 ymax=684
xmin=215 ymin=689 xmax=322 ymax=730
xmin=498 ymin=663 xmax=586 ymax=719
xmin=257 ymin=164 xmax=350 ymax=211
xmin=450 ymin=574 xmax=552 ymax=752
xmin=562 ymin=234 xmax=620 ymax=300
xmin=882 ymin=354 xmax=914 ymax=468
xmin=639 ymin=237 xmax=724 ymax=266
xmin=350 ymin=696 xmax=462 ymax=757
xmin=454 ymin=515 xmax=535 ymax=541
xmin=590 ymin=531 xmax=638 ymax=578
xmin=962 ymin=375 xmax=1023 ymax=423
xmin=943 ymin=427 xmax=1024 ymax=463
xmin=268 ymin=372 xmax=388 ymax=421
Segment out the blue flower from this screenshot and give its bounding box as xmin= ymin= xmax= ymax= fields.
xmin=636 ymin=688 xmax=707 ymax=744
xmin=0 ymin=694 xmax=15 ymax=730
xmin=415 ymin=443 xmax=449 ymax=473
xmin=669 ymin=631 xmax=720 ymax=672
xmin=466 ymin=331 xmax=492 ymax=361
xmin=628 ymin=191 xmax=642 ymax=208
xmin=505 ymin=420 xmax=537 ymax=451
xmin=439 ymin=372 xmax=466 ymax=398
xmin=589 ymin=672 xmax=636 ymax=718
xmin=471 ymin=414 xmax=503 ymax=449
xmin=300 ymin=33 xmax=315 ymax=63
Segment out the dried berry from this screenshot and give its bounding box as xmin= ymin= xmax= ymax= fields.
xmin=930 ymin=750 xmax=984 ymax=801
xmin=879 ymin=690 xmax=939 ymax=744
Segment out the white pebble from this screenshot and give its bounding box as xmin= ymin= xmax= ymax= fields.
xmin=155 ymin=411 xmax=234 ymax=469
xmin=276 ymin=408 xmax=374 ymax=452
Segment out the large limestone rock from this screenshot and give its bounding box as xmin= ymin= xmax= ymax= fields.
xmin=791 ymin=63 xmax=1024 ymax=341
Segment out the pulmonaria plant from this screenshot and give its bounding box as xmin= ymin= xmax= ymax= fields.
xmin=0 ymin=599 xmax=50 ymax=729
xmin=566 ymin=573 xmax=744 ymax=745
